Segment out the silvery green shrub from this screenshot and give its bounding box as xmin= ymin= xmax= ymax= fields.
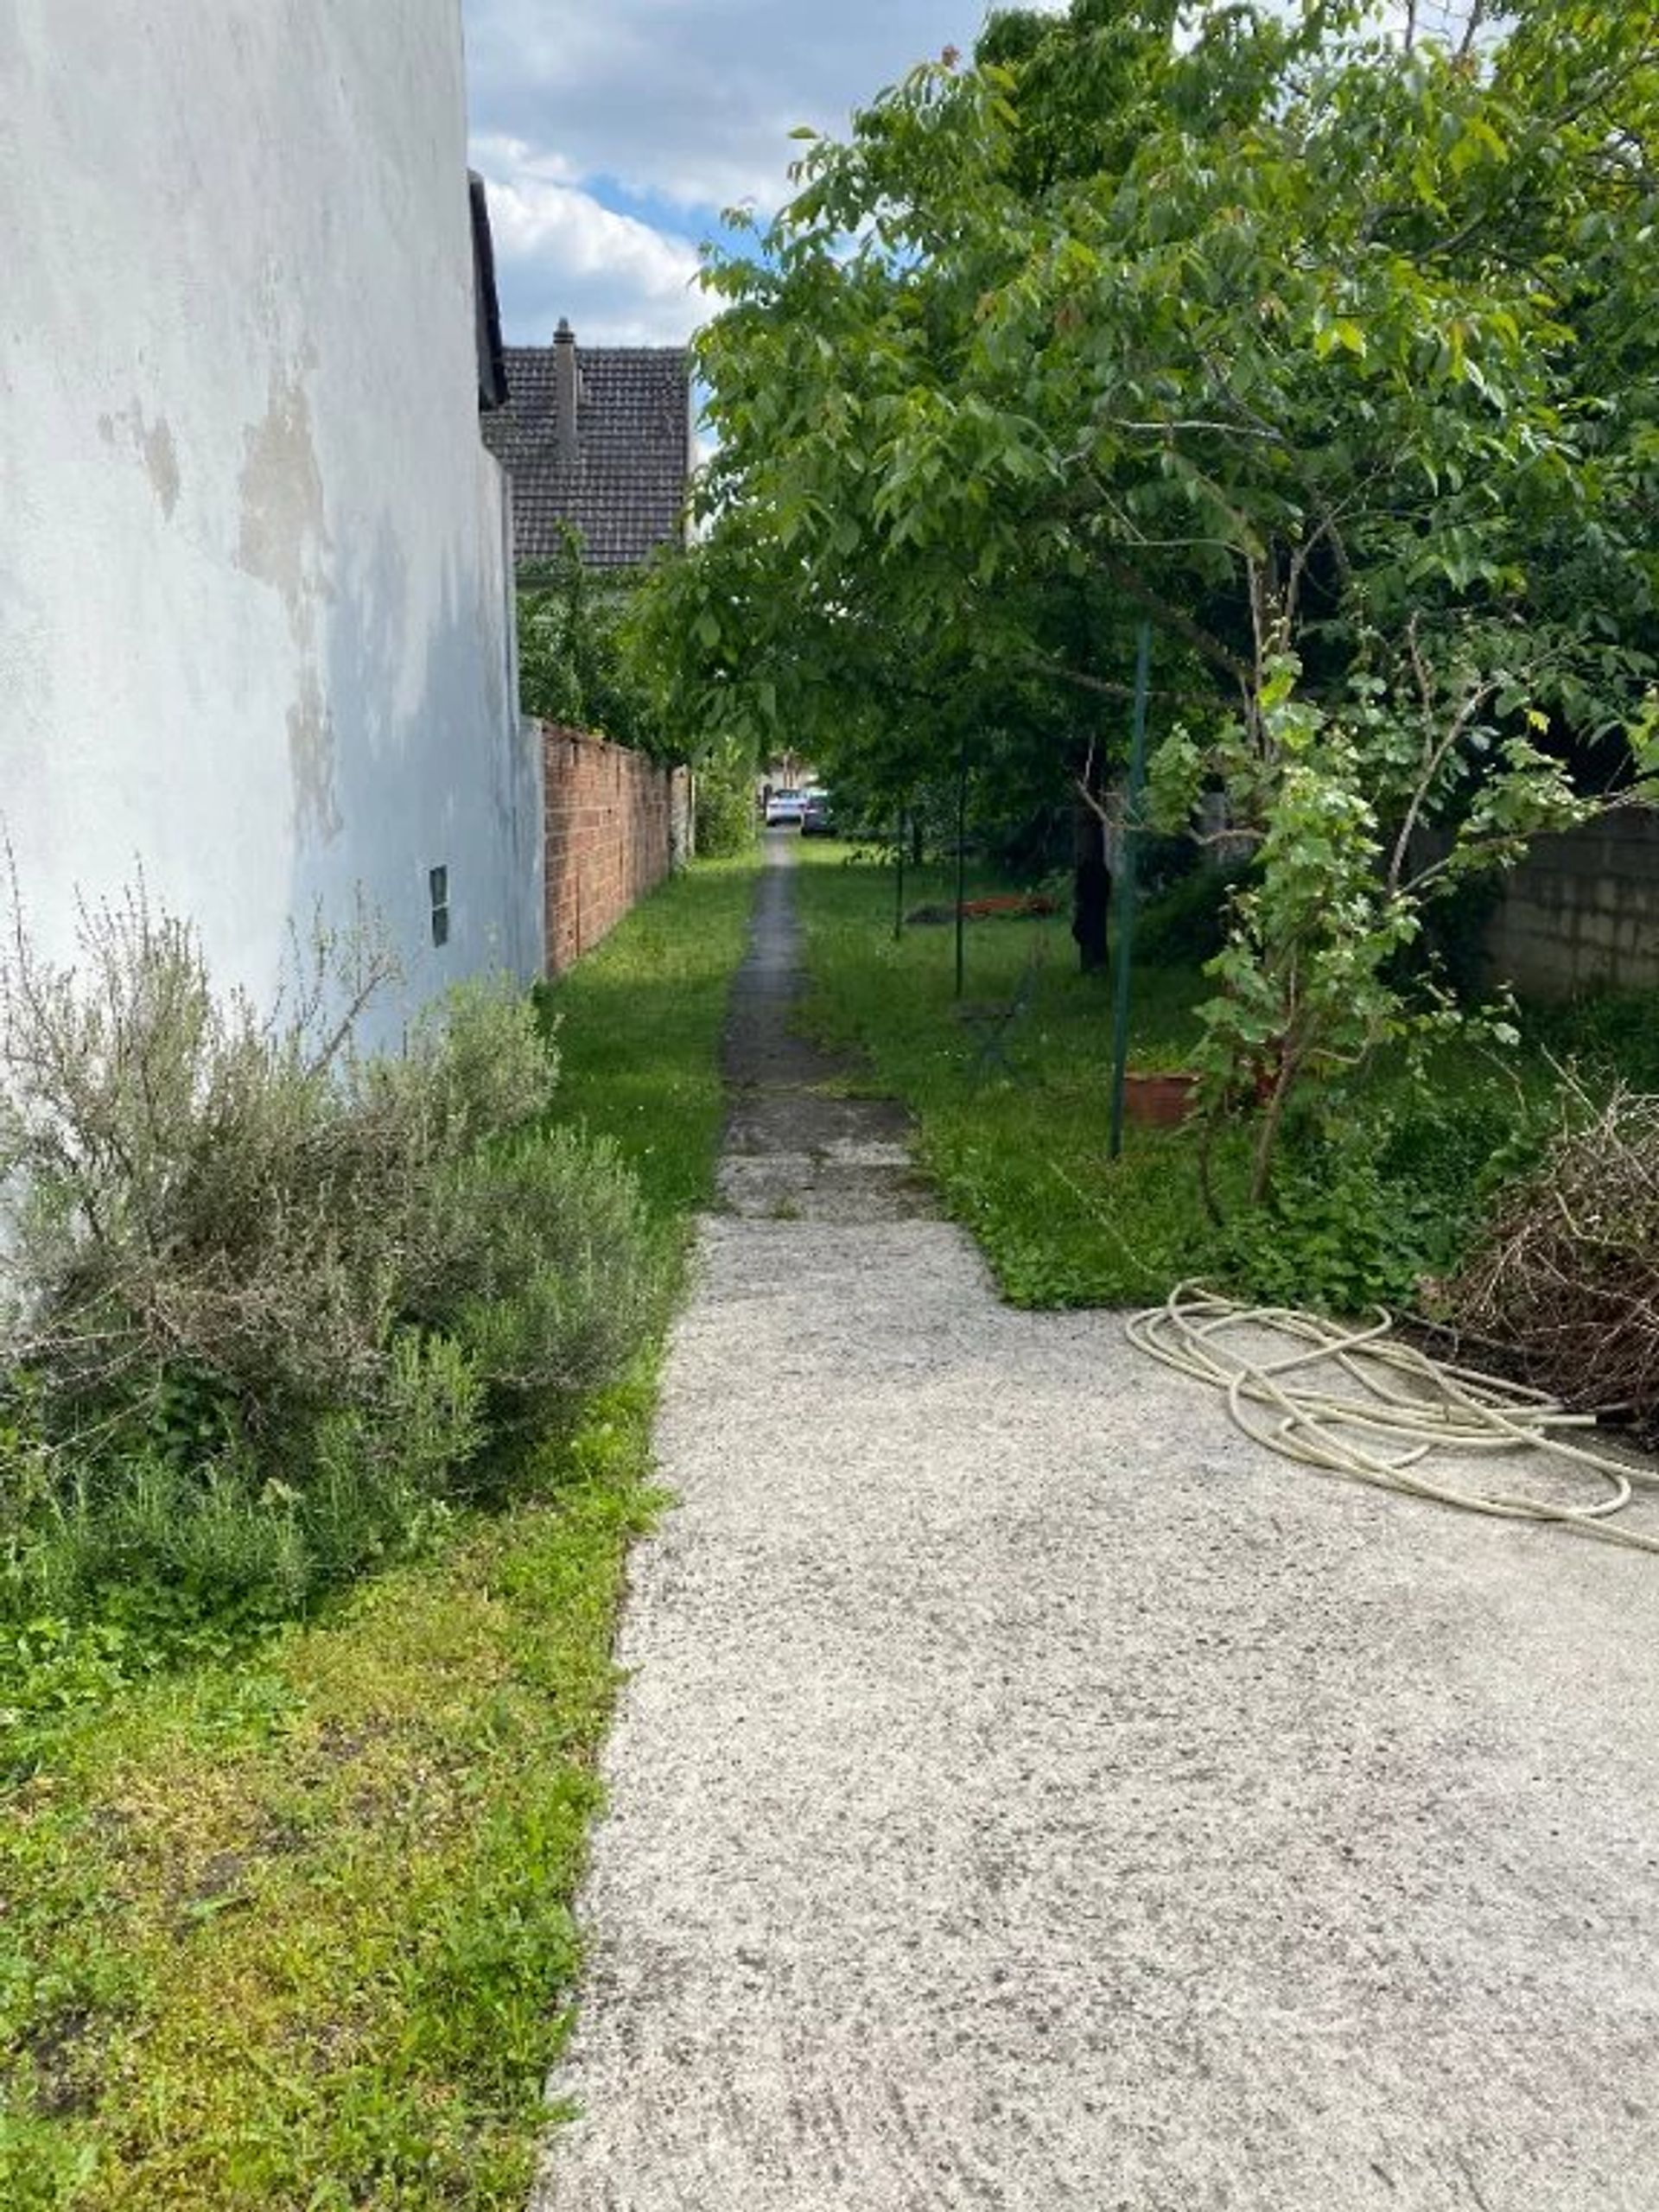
xmin=0 ymin=882 xmax=658 ymax=1613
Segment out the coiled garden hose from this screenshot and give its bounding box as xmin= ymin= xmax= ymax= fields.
xmin=1126 ymin=1281 xmax=1659 ymax=1556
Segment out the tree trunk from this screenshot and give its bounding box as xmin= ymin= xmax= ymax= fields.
xmin=1249 ymin=1052 xmax=1299 ymax=1205
xmin=1071 ymin=794 xmax=1109 ymax=974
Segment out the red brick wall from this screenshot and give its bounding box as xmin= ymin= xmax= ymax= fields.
xmin=542 ymin=725 xmax=690 ymax=976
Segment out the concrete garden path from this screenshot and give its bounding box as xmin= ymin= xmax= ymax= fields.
xmin=534 ymin=838 xmax=1659 ymax=2212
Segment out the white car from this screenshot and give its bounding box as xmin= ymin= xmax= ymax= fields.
xmin=764 ymin=789 xmax=805 ymax=826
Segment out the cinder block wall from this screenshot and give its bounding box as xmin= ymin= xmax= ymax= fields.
xmin=1484 ymin=806 xmax=1659 ymax=1001
xmin=542 ymin=726 xmax=690 ymax=975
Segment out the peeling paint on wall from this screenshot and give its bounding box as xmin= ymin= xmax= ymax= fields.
xmin=236 ymin=365 xmax=330 ymax=639
xmin=234 ymin=363 xmax=341 ymax=842
xmin=97 ymin=403 xmax=182 ymax=518
xmin=7 ymin=2 xmax=540 ymax=1038
xmin=287 ymin=665 xmax=341 ymax=843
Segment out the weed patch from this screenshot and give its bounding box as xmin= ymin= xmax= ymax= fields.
xmin=0 ymin=854 xmax=759 ymax=2209
xmin=0 ymin=1415 xmax=652 ymax=2209
xmin=794 ymin=842 xmax=1568 ymax=1316
xmin=0 ymin=892 xmax=664 ymax=1630
xmin=794 ymin=843 xmax=1238 ymax=1306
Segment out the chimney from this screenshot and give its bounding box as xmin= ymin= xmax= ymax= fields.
xmin=554 ymin=317 xmax=579 ymax=466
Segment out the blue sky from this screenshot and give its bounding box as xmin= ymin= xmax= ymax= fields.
xmin=460 ymin=2 xmax=1056 ymax=347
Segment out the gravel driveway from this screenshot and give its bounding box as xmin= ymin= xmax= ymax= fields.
xmin=533 ymin=840 xmax=1659 ymax=2212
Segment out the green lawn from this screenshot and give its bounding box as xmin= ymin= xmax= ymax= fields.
xmin=793 ymin=841 xmax=1236 ymax=1306
xmin=544 ymin=851 xmax=759 ymax=1237
xmin=0 ymin=854 xmax=759 ymax=2212
xmin=793 ymin=841 xmax=1609 ymax=1313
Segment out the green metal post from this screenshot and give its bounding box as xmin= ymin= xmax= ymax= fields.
xmin=894 ymin=810 xmax=906 ymax=942
xmin=1109 ymin=624 xmax=1154 ymax=1160
xmin=954 ymin=740 xmax=969 ymax=1001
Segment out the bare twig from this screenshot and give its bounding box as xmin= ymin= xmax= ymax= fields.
xmin=1388 ymin=671 xmax=1499 ymax=891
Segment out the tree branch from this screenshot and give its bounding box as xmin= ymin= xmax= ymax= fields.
xmin=1024 ymin=658 xmax=1217 ymax=711
xmin=1094 ymin=552 xmax=1255 ymax=688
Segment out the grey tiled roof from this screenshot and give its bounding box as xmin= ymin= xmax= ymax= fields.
xmin=482 ymin=342 xmax=691 ymax=568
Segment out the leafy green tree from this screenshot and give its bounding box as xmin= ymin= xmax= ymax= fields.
xmin=518 ymin=527 xmax=671 ymax=760
xmin=642 ymin=0 xmax=1656 ymax=1183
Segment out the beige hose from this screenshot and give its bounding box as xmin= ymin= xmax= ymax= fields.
xmin=1125 ymin=1281 xmax=1659 ymax=1556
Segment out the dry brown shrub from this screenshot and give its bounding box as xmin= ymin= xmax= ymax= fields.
xmin=1442 ymin=1084 xmax=1659 ymax=1444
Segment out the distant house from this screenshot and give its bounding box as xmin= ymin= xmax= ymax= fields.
xmin=3 ymin=3 xmax=542 ymax=1042
xmin=481 ymin=321 xmax=694 ymax=571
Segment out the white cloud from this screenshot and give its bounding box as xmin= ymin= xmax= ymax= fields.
xmin=464 ymin=2 xmax=1007 ymax=216
xmin=469 ymin=130 xmax=580 ymax=190
xmin=480 ymin=149 xmax=702 ymax=345
xmin=462 ymin=3 xmax=1046 ymax=342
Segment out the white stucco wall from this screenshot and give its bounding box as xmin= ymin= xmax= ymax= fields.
xmin=0 ymin=0 xmax=542 ymax=1046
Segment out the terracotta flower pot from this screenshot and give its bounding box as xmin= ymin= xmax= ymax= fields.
xmin=1122 ymin=1070 xmax=1200 ymax=1127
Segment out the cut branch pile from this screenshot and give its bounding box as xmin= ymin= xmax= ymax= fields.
xmin=1441 ymin=1088 xmax=1659 ymax=1447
